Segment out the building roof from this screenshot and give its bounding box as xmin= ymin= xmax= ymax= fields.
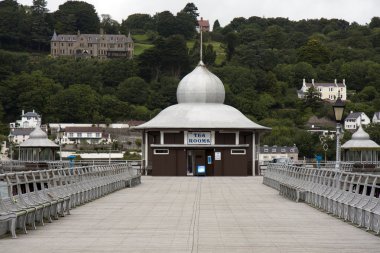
xmin=135 ymin=103 xmax=270 ymax=130
xmin=177 ymin=61 xmax=225 ymax=103
xmin=65 ymin=127 xmax=103 ymax=133
xmin=22 ymin=111 xmax=40 ymax=117
xmin=127 ymin=120 xmax=146 ymax=127
xmin=136 ymin=60 xmax=270 ymax=131
xmin=9 ymin=128 xmax=34 ymax=136
xmin=260 ymin=146 xmax=298 ymax=154
xmin=20 ymin=126 xmax=58 ymax=148
xmin=198 ymin=18 xmax=209 ymax=28
xmin=374 ymin=112 xmax=380 ymax=119
xmin=52 ymin=33 xmax=133 ymax=43
xmin=342 ymin=125 xmax=380 ymax=149
xmin=345 ymin=112 xmax=364 ymax=120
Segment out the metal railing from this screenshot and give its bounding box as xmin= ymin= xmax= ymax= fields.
xmin=263 ymin=163 xmax=380 ymax=234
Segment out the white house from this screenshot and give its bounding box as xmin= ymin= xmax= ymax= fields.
xmin=298 ymin=79 xmax=347 ymax=101
xmin=373 ymin=112 xmax=380 ymax=124
xmin=258 ymin=145 xmax=299 ymax=165
xmin=57 ymin=127 xmax=111 ymax=145
xmin=9 ymin=110 xmax=41 ymax=129
xmin=344 ymin=112 xmax=371 ymax=130
xmin=8 ymin=110 xmax=47 ymax=144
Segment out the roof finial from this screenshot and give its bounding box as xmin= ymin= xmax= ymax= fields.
xmin=200 ymin=29 xmax=203 ymax=63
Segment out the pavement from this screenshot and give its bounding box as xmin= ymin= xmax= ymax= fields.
xmin=1 ymin=176 xmax=380 ymax=252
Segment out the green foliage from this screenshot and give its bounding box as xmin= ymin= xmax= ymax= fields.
xmin=123 ymin=150 xmax=141 ymax=160
xmin=364 ymin=124 xmax=380 ymax=145
xmin=54 ymin=1 xmax=100 ymax=34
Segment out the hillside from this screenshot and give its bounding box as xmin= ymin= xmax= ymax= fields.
xmin=1 ymin=0 xmax=380 ymax=158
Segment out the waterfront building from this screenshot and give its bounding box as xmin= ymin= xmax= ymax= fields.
xmin=341 ymin=125 xmax=380 ymax=163
xmin=19 ymin=126 xmax=59 ymax=161
xmin=259 ymin=145 xmax=299 ymax=165
xmin=135 ymin=61 xmax=270 ymax=176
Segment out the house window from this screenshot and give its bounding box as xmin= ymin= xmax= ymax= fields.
xmin=272 ymin=149 xmax=276 ymax=152
xmin=231 ymin=149 xmax=246 ymax=155
xmin=264 ymin=149 xmax=268 ymax=152
xmin=154 ymin=149 xmax=169 ymax=155
xmin=281 ymin=149 xmax=286 ymax=152
xmin=69 ymin=133 xmax=74 ymax=138
xmin=87 ymin=133 xmax=92 ymax=137
xmin=96 ymin=133 xmax=100 ymax=138
xmin=77 ymin=133 xmax=82 ymax=138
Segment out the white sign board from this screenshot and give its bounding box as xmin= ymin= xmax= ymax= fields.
xmin=187 ymin=132 xmax=211 ymax=145
xmin=215 ymin=152 xmax=221 ymax=160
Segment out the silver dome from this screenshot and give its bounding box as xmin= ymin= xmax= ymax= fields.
xmin=20 ymin=126 xmax=59 ymax=147
xmin=342 ymin=125 xmax=380 ymax=149
xmin=177 ymin=61 xmax=225 ymax=104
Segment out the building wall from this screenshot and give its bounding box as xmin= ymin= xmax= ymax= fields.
xmin=147 ymin=130 xmax=255 ymax=176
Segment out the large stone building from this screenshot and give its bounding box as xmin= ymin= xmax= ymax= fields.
xmin=135 ymin=61 xmax=270 ymax=176
xmin=50 ymin=30 xmax=134 ymax=59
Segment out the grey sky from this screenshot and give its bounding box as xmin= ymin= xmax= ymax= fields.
xmin=18 ymin=0 xmax=379 ymax=27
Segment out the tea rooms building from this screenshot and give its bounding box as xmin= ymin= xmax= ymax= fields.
xmin=136 ymin=61 xmax=270 ymax=176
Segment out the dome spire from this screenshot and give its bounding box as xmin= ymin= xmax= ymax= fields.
xmin=200 ymin=29 xmax=203 ymax=63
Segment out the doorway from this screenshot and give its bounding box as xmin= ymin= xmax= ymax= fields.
xmin=187 ymin=149 xmax=214 ymax=176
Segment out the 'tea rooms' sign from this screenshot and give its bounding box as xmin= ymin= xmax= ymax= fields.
xmin=187 ymin=132 xmax=211 ymax=145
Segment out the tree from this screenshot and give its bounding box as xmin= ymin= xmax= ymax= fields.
xmin=30 ymin=0 xmax=50 ymax=51
xmin=224 ymin=32 xmax=239 ymax=61
xmin=54 ymin=1 xmax=100 ymax=34
xmin=121 ymin=14 xmax=153 ymax=34
xmin=47 ymin=84 xmax=101 ymax=123
xmin=369 ymin=17 xmax=380 ymax=29
xmin=154 ymin=11 xmax=177 ymax=37
xmin=213 ymin=20 xmax=221 ymax=31
xmin=181 ymin=2 xmax=199 ymax=23
xmin=100 ymin=14 xmax=120 ymax=34
xmin=298 ymin=39 xmax=330 ymax=66
xmin=304 ymin=86 xmax=322 ymax=110
xmin=117 ymin=77 xmax=149 ymax=105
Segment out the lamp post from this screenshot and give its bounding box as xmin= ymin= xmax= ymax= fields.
xmin=58 ymin=126 xmax=63 ymax=162
xmin=332 ymin=96 xmax=345 ymax=170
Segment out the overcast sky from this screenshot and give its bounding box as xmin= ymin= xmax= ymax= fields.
xmin=18 ymin=0 xmax=379 ymax=27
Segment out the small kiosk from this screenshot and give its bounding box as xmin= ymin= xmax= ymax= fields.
xmin=135 ymin=61 xmax=270 ymax=176
xmin=341 ymin=125 xmax=380 ymax=163
xmin=19 ymin=125 xmax=59 ymax=161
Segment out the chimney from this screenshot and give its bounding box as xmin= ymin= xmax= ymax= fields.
xmin=311 ymin=79 xmax=314 ymax=85
xmin=33 ymin=109 xmax=35 ymax=113
xmin=77 ymin=30 xmax=80 ymax=35
xmin=22 ymin=109 xmax=24 ymax=115
xmin=201 ymin=17 xmax=203 ymax=21
xmin=303 ymin=78 xmax=305 ymax=86
xmin=334 ymin=79 xmax=337 ymax=84
xmin=343 ymin=79 xmax=345 ymax=86
xmin=100 ymin=28 xmax=104 ymax=35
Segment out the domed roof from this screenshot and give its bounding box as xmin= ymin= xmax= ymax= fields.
xmin=342 ymin=125 xmax=380 ymax=149
xmin=351 ymin=125 xmax=370 ymax=140
xmin=20 ymin=125 xmax=59 ymax=148
xmin=176 ymin=61 xmax=225 ymax=104
xmin=29 ymin=126 xmax=48 ymax=139
xmin=135 ymin=103 xmax=270 ymax=130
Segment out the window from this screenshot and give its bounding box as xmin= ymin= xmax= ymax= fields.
xmin=231 ymin=149 xmax=246 ymax=155
xmin=272 ymin=149 xmax=276 ymax=152
xmin=154 ymin=149 xmax=169 ymax=155
xmin=281 ymin=149 xmax=286 ymax=152
xmin=69 ymin=133 xmax=74 ymax=138
xmin=96 ymin=133 xmax=100 ymax=138
xmin=264 ymin=149 xmax=268 ymax=152
xmin=87 ymin=133 xmax=92 ymax=138
xmin=77 ymin=133 xmax=82 ymax=138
